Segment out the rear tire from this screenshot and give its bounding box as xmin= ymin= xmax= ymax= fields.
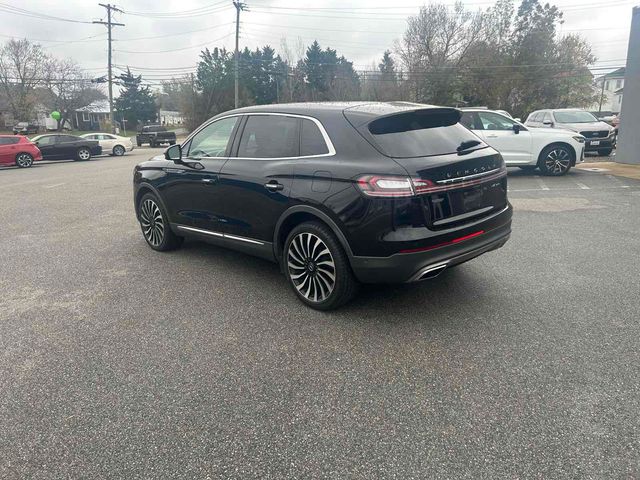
xmin=598 ymin=148 xmax=613 ymax=156
xmin=283 ymin=221 xmax=357 ymax=310
xmin=15 ymin=153 xmax=33 ymax=168
xmin=76 ymin=147 xmax=91 ymax=161
xmin=538 ymin=144 xmax=573 ymax=176
xmin=137 ymin=193 xmax=183 ymax=251
xmin=113 ymin=145 xmax=126 ymax=156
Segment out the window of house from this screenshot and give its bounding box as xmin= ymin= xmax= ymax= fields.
xmin=300 ymin=119 xmax=329 ymax=156
xmin=82 ymin=112 xmax=90 ymax=122
xmin=616 ymin=79 xmax=622 ymax=89
xmin=237 ymin=115 xmax=299 ymax=158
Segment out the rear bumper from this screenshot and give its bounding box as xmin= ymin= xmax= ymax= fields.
xmin=350 ymin=212 xmax=512 ymax=284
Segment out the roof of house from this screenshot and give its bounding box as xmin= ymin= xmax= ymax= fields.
xmin=603 ymin=67 xmax=626 ymax=79
xmin=76 ymin=101 xmax=110 ymax=113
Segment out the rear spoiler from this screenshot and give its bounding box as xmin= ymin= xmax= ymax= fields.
xmin=368 ymin=108 xmax=462 ymax=135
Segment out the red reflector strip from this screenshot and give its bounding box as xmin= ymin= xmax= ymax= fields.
xmin=400 ymin=230 xmax=485 ymax=254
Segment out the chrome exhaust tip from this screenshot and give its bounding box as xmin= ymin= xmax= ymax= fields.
xmin=410 ymin=262 xmax=449 ymax=282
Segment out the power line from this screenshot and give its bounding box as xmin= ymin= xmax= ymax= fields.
xmin=115 ymin=22 xmax=234 ymax=42
xmin=0 ymin=3 xmax=93 ymax=23
xmin=114 ymin=32 xmax=234 ymax=54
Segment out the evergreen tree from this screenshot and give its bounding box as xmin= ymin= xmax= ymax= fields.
xmin=114 ymin=69 xmax=157 ymax=127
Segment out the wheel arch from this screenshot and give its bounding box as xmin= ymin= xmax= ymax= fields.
xmin=135 ymin=183 xmax=169 ymax=221
xmin=112 ymin=144 xmax=125 ymax=154
xmin=537 ymin=141 xmax=577 ymax=167
xmin=273 ymin=205 xmax=354 ymax=263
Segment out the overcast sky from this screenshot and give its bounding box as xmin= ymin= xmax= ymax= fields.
xmin=0 ymin=0 xmax=633 ymax=89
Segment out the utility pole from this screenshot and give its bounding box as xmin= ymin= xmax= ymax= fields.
xmin=598 ymin=74 xmax=607 ymax=114
xmin=233 ymin=1 xmax=247 ymax=109
xmin=94 ymin=4 xmax=124 ymax=134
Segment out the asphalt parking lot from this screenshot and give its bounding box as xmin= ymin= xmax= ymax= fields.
xmin=1 ymin=148 xmax=639 ymax=479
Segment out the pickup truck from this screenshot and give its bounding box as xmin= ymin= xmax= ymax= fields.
xmin=136 ymin=125 xmax=177 ymax=147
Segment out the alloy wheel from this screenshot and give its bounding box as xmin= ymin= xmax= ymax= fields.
xmin=16 ymin=153 xmax=33 ymax=168
xmin=287 ymin=232 xmax=336 ymax=303
xmin=78 ymin=148 xmax=91 ymax=161
xmin=140 ymin=199 xmax=165 ymax=247
xmin=544 ymin=148 xmax=571 ymax=174
xmin=113 ymin=145 xmax=125 ymax=156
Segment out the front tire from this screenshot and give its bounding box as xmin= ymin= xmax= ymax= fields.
xmin=138 ymin=193 xmax=183 ymax=251
xmin=538 ymin=144 xmax=573 ymax=176
xmin=284 ymin=221 xmax=357 ymax=310
xmin=113 ymin=145 xmax=126 ymax=156
xmin=15 ymin=153 xmax=34 ymax=168
xmin=76 ymin=147 xmax=91 ymax=161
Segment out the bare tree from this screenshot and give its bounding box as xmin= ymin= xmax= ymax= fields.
xmin=42 ymin=58 xmax=105 ymax=131
xmin=396 ymin=2 xmax=486 ymax=104
xmin=0 ymin=39 xmax=50 ymax=121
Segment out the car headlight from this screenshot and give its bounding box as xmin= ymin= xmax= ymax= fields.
xmin=572 ymin=136 xmax=585 ymax=144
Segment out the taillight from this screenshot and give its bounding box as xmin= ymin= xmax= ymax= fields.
xmin=356 ymin=175 xmax=415 ymax=197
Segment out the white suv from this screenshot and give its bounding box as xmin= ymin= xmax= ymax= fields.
xmin=461 ymin=109 xmax=585 ymax=176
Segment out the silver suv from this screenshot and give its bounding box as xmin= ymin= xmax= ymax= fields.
xmin=525 ymin=109 xmax=615 ymax=156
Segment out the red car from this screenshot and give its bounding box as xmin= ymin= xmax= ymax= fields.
xmin=0 ymin=135 xmax=42 ymax=168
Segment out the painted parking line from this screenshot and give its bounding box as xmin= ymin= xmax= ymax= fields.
xmin=43 ymin=183 xmax=66 ymax=189
xmin=574 ymin=181 xmax=590 ymax=190
xmin=535 ymin=177 xmax=550 ymax=190
xmin=508 ymin=185 xmax=636 ymax=193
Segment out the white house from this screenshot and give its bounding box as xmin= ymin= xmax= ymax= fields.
xmin=593 ymin=67 xmax=625 ymax=114
xmin=158 ymin=110 xmax=184 ymax=126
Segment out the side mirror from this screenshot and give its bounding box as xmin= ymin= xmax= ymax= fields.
xmin=165 ymin=144 xmax=182 ymax=162
xmin=512 ymin=124 xmax=521 ymax=134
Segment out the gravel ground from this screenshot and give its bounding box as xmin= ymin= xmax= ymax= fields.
xmin=0 ymin=149 xmax=638 ymax=479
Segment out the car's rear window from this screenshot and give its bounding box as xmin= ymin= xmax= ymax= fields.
xmin=366 ymin=110 xmax=484 ymax=158
xmin=0 ymin=137 xmax=20 ymax=145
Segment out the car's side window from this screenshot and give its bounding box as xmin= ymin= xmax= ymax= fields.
xmin=237 ymin=115 xmax=299 ymax=159
xmin=36 ymin=136 xmax=53 ymax=146
xmin=542 ymin=112 xmax=552 ymax=123
xmin=300 ymin=119 xmax=329 ymax=156
xmin=0 ymin=137 xmax=19 ymax=145
xmin=460 ymin=112 xmax=482 ymax=130
xmin=187 ymin=117 xmax=238 ymax=159
xmin=477 ymin=112 xmax=515 ymax=131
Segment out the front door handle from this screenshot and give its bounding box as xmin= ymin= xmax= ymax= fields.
xmin=202 ymin=176 xmax=218 ymax=185
xmin=264 ymin=181 xmax=284 ymax=192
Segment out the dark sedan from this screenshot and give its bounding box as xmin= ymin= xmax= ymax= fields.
xmin=31 ymin=134 xmax=102 ymax=161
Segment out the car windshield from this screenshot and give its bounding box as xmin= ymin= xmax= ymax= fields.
xmin=553 ymin=111 xmax=598 ymax=123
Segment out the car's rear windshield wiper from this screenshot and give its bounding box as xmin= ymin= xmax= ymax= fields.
xmin=457 ymin=139 xmax=482 ymax=153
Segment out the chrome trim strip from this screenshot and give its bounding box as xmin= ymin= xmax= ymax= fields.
xmin=436 ymin=168 xmax=502 ymax=185
xmin=225 ymin=234 xmax=264 ymax=245
xmin=176 ymin=225 xmax=224 ymax=237
xmin=176 ymin=225 xmax=264 ymax=245
xmin=432 ymin=206 xmax=495 ymax=226
xmin=184 ymin=112 xmax=336 ymax=161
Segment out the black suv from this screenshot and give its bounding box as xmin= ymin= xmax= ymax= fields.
xmin=133 ymin=103 xmax=512 ymax=309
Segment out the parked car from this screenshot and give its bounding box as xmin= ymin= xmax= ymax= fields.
xmin=460 ymin=108 xmax=585 ymax=176
xmin=30 ymin=134 xmax=102 ymax=161
xmin=0 ymin=135 xmax=42 ymax=168
xmin=81 ymin=133 xmax=134 ymax=156
xmin=525 ymin=109 xmax=615 ymax=156
xmin=133 ymin=103 xmax=512 ymax=310
xmin=136 ymin=125 xmax=177 ymax=147
xmin=12 ymin=122 xmax=40 ymax=135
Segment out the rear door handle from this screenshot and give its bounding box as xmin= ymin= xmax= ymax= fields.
xmin=264 ymin=181 xmax=284 ymax=192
